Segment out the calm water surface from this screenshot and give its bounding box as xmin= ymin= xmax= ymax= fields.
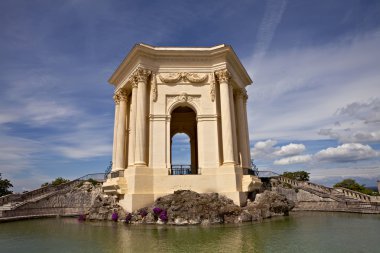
xmin=1 ymin=212 xmax=379 ymax=253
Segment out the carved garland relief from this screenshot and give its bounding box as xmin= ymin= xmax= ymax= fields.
xmin=158 ymin=72 xmax=208 ymax=83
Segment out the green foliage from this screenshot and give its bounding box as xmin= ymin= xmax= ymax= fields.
xmin=0 ymin=173 xmax=13 ymax=197
xmin=282 ymin=171 xmax=310 ymax=182
xmin=334 ymin=178 xmax=376 ymax=195
xmin=87 ymin=178 xmax=99 ymax=186
xmin=40 ymin=178 xmax=70 ymax=188
xmin=41 ymin=182 xmax=50 ymax=188
xmin=51 ymin=177 xmax=70 ymax=186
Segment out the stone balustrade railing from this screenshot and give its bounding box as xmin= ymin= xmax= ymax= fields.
xmin=0 ymin=173 xmax=106 ymax=207
xmin=334 ymin=187 xmax=372 ymax=202
xmin=276 ymin=176 xmax=379 ymax=202
xmin=304 ymin=181 xmax=333 ymax=194
xmin=0 ymin=194 xmax=21 ymax=206
xmin=277 ymin=176 xmax=301 ymax=187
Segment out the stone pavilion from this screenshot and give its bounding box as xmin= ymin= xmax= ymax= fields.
xmin=102 ymin=44 xmax=261 ymax=211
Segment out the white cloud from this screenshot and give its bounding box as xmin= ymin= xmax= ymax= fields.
xmin=318 ymin=98 xmax=380 ymax=143
xmin=274 ymin=155 xmax=312 ymax=165
xmin=252 ymin=0 xmax=287 ymax=66
xmin=273 ymin=143 xmax=305 ymax=156
xmin=246 ymin=30 xmax=380 ymax=141
xmin=319 ymin=129 xmax=380 ymax=143
xmin=336 ymin=98 xmax=380 ymax=124
xmin=251 ymin=139 xmax=277 ymax=159
xmin=315 ymin=143 xmax=378 ymax=163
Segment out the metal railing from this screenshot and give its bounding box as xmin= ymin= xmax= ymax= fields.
xmin=77 ymin=173 xmax=107 ymax=182
xmin=171 ymin=165 xmax=193 ymax=175
xmin=254 ymin=170 xmax=280 ymax=178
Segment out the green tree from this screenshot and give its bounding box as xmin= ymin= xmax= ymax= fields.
xmin=51 ymin=177 xmax=70 ymax=186
xmin=0 ymin=173 xmax=13 ymax=197
xmin=282 ymin=171 xmax=310 ymax=181
xmin=333 ymin=178 xmax=374 ymax=195
xmin=41 ymin=182 xmax=50 ymax=188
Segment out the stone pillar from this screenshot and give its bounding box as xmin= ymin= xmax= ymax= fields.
xmin=128 ymin=81 xmax=138 ymax=166
xmin=243 ymin=95 xmax=252 ymax=166
xmin=115 ymin=89 xmax=128 ymax=170
xmin=190 ymin=137 xmax=196 ymax=174
xmin=215 ymin=69 xmax=235 ymax=165
xmin=134 ymin=68 xmax=151 ymax=166
xmin=112 ymin=94 xmax=120 ymax=171
xmin=235 ymin=88 xmax=250 ymax=168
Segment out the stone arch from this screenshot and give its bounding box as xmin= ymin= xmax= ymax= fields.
xmin=167 ymin=93 xmax=200 ymax=116
xmin=170 ymin=105 xmax=198 ymax=175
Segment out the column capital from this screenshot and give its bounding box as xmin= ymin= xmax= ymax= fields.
xmin=133 ymin=67 xmax=152 ymax=83
xmin=113 ymin=94 xmax=120 ymax=105
xmin=214 ymin=69 xmax=231 ymax=83
xmin=115 ymin=89 xmax=128 ymax=102
xmin=234 ymin=88 xmax=248 ymax=100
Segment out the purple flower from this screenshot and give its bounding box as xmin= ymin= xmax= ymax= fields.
xmin=159 ymin=210 xmax=168 ymax=222
xmin=125 ymin=213 xmax=132 ymax=223
xmin=139 ymin=209 xmax=148 ymax=217
xmin=112 ymin=211 xmax=119 ymax=222
xmin=153 ymin=207 xmax=162 ymax=215
xmin=78 ymin=214 xmax=86 ymax=222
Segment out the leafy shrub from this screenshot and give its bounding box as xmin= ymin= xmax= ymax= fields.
xmin=334 ymin=178 xmax=377 ymax=195
xmin=51 ymin=177 xmax=70 ymax=186
xmin=282 ymin=171 xmax=310 ymax=181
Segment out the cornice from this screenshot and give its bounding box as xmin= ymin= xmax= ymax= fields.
xmin=108 ymin=44 xmax=252 ymax=88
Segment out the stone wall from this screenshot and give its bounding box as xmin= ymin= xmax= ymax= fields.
xmin=2 ymin=182 xmax=102 ymax=218
xmin=272 ymin=184 xmax=380 ymax=214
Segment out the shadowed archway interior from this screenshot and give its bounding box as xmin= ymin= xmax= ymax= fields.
xmin=170 ymin=106 xmax=198 ymax=174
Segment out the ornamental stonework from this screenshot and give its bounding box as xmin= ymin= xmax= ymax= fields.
xmin=210 ymin=73 xmax=216 ymax=102
xmin=116 ymin=89 xmax=128 ymax=101
xmin=151 ymin=73 xmax=158 ymax=102
xmin=234 ymin=88 xmax=248 ymax=100
xmin=158 ymin=72 xmax=208 ymax=83
xmin=133 ymin=67 xmax=152 ymax=83
xmin=214 ymin=69 xmax=231 ymax=83
xmin=166 ymin=93 xmax=200 ymax=111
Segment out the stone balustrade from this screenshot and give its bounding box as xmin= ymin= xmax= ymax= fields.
xmin=334 ymin=187 xmax=372 ymax=202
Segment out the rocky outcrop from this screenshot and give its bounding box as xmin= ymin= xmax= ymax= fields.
xmin=97 ymin=190 xmax=294 ymax=225
xmin=86 ymin=194 xmax=126 ymax=220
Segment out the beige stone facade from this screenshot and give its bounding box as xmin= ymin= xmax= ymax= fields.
xmin=102 ymin=44 xmax=261 ymax=212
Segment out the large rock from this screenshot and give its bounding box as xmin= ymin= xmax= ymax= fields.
xmin=120 ymin=190 xmax=295 ymax=225
xmin=246 ymin=190 xmax=295 ymax=218
xmin=86 ymin=194 xmax=126 ymax=221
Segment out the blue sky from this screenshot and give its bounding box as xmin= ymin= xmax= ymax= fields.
xmin=1 ymin=0 xmax=379 ymax=191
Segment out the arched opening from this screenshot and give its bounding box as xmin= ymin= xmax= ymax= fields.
xmin=170 ymin=106 xmax=198 ymax=175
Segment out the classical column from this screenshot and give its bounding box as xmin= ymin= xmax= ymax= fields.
xmin=128 ymin=80 xmax=138 ymax=166
xmin=112 ymin=94 xmax=120 ymax=171
xmin=134 ymin=68 xmax=151 ymax=166
xmin=215 ymin=69 xmax=235 ymax=165
xmin=243 ymin=95 xmax=252 ymax=166
xmin=235 ymin=88 xmax=250 ymax=168
xmin=115 ymin=89 xmax=128 ymax=170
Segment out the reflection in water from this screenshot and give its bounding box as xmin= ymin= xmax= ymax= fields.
xmin=1 ymin=213 xmax=380 ymax=253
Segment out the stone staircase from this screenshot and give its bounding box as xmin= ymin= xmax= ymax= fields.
xmin=0 ymin=173 xmax=106 ymax=219
xmin=273 ymin=176 xmax=380 ymax=213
